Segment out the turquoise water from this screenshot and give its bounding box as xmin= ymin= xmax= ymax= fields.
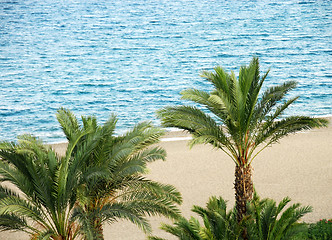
xmin=1 ymin=0 xmax=331 ymax=143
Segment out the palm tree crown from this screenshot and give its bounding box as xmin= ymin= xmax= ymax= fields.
xmin=56 ymin=109 xmax=182 ymax=239
xmin=0 ymin=135 xmax=84 ymax=239
xmin=158 ymin=57 xmax=327 ymax=166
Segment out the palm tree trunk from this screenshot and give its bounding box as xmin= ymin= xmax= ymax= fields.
xmin=234 ymin=164 xmax=253 ymax=240
xmin=92 ymin=218 xmax=104 ymax=240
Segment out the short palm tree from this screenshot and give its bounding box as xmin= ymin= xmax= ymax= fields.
xmin=149 ymin=196 xmax=242 ymax=240
xmin=56 ymin=109 xmax=182 ymax=240
xmin=247 ymin=193 xmax=311 ymax=240
xmin=157 ymin=57 xmax=328 ymax=238
xmin=0 ymin=134 xmax=91 ymax=239
xmin=149 ymin=193 xmax=310 ymax=240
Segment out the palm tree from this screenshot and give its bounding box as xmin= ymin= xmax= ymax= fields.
xmin=149 ymin=193 xmax=310 ymax=240
xmin=0 ymin=134 xmax=92 ymax=239
xmin=56 ymin=109 xmax=182 ymax=240
xmin=247 ymin=193 xmax=311 ymax=240
xmin=149 ymin=196 xmax=242 ymax=240
xmin=157 ymin=57 xmax=328 ymax=238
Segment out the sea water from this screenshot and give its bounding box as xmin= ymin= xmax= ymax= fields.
xmin=0 ymin=0 xmax=331 ymax=143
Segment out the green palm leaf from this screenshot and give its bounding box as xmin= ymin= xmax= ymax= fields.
xmin=247 ymin=194 xmax=312 ymax=240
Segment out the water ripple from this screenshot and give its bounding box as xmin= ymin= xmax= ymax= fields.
xmin=0 ymin=0 xmax=331 ymax=142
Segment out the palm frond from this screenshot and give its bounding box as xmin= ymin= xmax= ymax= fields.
xmin=0 ymin=195 xmax=48 ymax=227
xmin=148 ymin=236 xmax=168 ymax=240
xmin=253 ymin=81 xmax=298 ymax=125
xmin=97 ymin=202 xmax=152 ymax=233
xmin=256 ymin=116 xmax=328 ymax=150
xmin=159 ymin=103 xmax=228 ymax=155
xmin=247 ymin=195 xmax=312 ymax=240
xmin=0 ymin=213 xmax=29 ymax=232
xmin=159 ymin=217 xmax=202 ymax=240
xmin=118 ymin=192 xmax=182 ymax=220
xmin=56 ymin=108 xmax=82 ymax=142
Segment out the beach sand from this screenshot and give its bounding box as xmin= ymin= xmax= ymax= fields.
xmin=1 ymin=119 xmax=332 ymax=239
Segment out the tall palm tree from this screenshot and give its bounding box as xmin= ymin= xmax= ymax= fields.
xmin=0 ymin=134 xmax=93 ymax=239
xmin=157 ymin=57 xmax=328 ymax=238
xmin=56 ymin=109 xmax=182 ymax=240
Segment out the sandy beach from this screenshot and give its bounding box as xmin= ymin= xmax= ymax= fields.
xmin=2 ymin=118 xmax=332 ymax=240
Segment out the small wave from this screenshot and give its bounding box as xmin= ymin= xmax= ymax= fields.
xmin=298 ymin=1 xmax=314 ymax=5
xmin=0 ymin=108 xmax=30 ymax=117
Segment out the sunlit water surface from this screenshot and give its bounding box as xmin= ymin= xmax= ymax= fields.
xmin=1 ymin=0 xmax=331 ymax=142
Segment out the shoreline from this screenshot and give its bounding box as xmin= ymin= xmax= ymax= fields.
xmin=49 ymin=115 xmax=332 ymax=146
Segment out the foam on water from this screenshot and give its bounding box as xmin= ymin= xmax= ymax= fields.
xmin=0 ymin=0 xmax=331 ymax=143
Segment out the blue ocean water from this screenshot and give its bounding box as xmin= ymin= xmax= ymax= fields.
xmin=0 ymin=0 xmax=331 ymax=143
